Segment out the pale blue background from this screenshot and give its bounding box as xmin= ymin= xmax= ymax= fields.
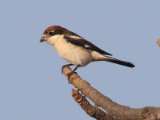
xmin=0 ymin=0 xmax=160 ymax=120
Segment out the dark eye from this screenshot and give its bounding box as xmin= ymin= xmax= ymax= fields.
xmin=49 ymin=30 xmax=63 ymax=36
xmin=48 ymin=31 xmax=55 ymax=36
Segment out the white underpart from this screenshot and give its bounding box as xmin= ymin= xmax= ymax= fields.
xmin=90 ymin=51 xmax=107 ymax=61
xmin=47 ymin=35 xmax=107 ymax=66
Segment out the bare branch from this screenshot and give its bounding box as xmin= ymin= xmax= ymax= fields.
xmin=72 ymin=89 xmax=112 ymax=120
xmin=62 ymin=66 xmax=160 ymax=120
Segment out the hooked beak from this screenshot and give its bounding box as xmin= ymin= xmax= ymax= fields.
xmin=40 ymin=38 xmax=45 ymax=42
xmin=40 ymin=34 xmax=47 ymax=42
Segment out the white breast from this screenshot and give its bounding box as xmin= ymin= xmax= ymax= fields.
xmin=47 ymin=35 xmax=92 ymax=66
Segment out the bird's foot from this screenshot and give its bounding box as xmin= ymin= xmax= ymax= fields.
xmin=66 ymin=71 xmax=74 ymax=79
xmin=61 ymin=64 xmax=73 ymax=74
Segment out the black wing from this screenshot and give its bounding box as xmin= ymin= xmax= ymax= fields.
xmin=64 ymin=34 xmax=112 ymax=56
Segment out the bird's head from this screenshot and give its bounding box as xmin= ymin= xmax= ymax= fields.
xmin=40 ymin=25 xmax=68 ymax=44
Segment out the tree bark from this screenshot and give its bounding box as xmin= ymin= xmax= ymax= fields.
xmin=62 ymin=66 xmax=160 ymax=120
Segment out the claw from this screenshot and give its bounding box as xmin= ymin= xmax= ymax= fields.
xmin=61 ymin=64 xmax=80 ymax=80
xmin=67 ymin=71 xmax=74 ymax=78
xmin=61 ymin=64 xmax=73 ymax=73
xmin=61 ymin=65 xmax=67 ymax=73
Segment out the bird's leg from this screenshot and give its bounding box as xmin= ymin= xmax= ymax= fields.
xmin=61 ymin=64 xmax=73 ymax=73
xmin=67 ymin=65 xmax=79 ymax=78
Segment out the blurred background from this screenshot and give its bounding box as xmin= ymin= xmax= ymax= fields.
xmin=0 ymin=0 xmax=160 ymax=120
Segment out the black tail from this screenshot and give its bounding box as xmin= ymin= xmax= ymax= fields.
xmin=106 ymin=57 xmax=135 ymax=68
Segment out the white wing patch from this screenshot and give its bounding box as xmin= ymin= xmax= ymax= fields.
xmin=84 ymin=44 xmax=90 ymax=48
xmin=69 ymin=35 xmax=82 ymax=39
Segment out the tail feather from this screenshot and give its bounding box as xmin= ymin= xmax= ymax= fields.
xmin=106 ymin=57 xmax=135 ymax=68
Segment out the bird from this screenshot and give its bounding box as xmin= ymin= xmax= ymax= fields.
xmin=40 ymin=25 xmax=135 ymax=77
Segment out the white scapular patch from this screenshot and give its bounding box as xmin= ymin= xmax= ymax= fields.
xmin=84 ymin=44 xmax=90 ymax=48
xmin=69 ymin=35 xmax=82 ymax=39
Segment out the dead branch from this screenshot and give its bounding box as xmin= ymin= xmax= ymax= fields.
xmin=62 ymin=66 xmax=160 ymax=120
xmin=72 ymin=89 xmax=112 ymax=120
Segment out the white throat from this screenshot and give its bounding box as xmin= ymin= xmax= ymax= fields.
xmin=47 ymin=35 xmax=64 ymax=46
